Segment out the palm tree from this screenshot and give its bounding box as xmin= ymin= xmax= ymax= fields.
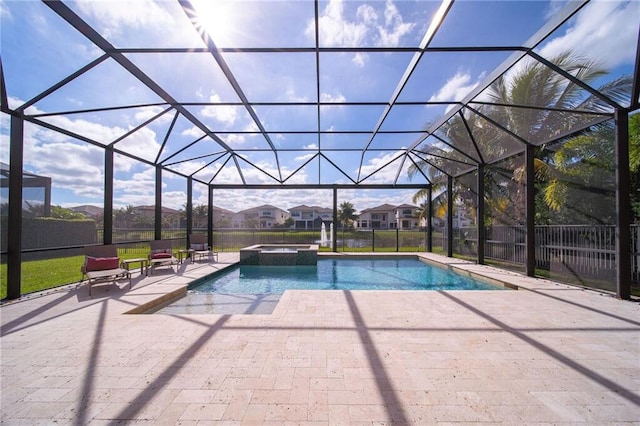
xmin=412 ymin=189 xmax=448 ymax=221
xmin=543 ymin=128 xmax=616 ymax=224
xmin=338 ymin=201 xmax=358 ymax=229
xmin=114 ymin=204 xmax=138 ymax=228
xmin=491 ymin=52 xmax=633 ymax=223
xmin=415 ymin=201 xmax=428 ymax=223
xmin=410 ymin=51 xmax=633 ymax=224
xmin=193 ymin=204 xmax=208 ymax=225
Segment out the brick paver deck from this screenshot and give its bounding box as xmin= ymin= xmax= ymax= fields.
xmin=1 ymin=252 xmax=639 ymax=424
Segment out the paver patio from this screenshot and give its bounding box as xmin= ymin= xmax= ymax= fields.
xmin=1 ymin=252 xmax=639 ymax=424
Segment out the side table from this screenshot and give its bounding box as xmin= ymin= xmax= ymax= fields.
xmin=121 ymin=258 xmax=149 ymax=276
xmin=177 ymin=249 xmax=195 ymax=264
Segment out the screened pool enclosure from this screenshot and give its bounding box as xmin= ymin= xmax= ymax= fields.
xmin=1 ymin=0 xmax=639 ymax=300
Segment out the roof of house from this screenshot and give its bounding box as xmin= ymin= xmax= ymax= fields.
xmin=360 ymin=204 xmax=398 ymax=213
xmin=70 ymin=205 xmax=104 ymax=216
xmin=136 ymin=205 xmax=181 ymax=214
xmin=236 ymin=204 xmax=287 ymax=214
xmin=211 ymin=206 xmax=235 ymax=215
xmin=289 ymin=205 xmax=331 ymax=211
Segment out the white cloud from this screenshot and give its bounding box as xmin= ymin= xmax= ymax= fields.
xmin=75 ymin=0 xmax=175 ymax=40
xmin=114 ymin=167 xmax=155 ymax=203
xmin=358 ymin=150 xmax=406 ymax=184
xmin=352 ymin=52 xmax=367 ymax=67
xmin=134 ymin=106 xmax=173 ymax=124
xmin=306 ymin=0 xmax=415 ymax=66
xmin=357 ymin=4 xmax=377 ymax=24
xmin=22 ymin=122 xmax=105 ymax=199
xmin=182 ymin=126 xmax=205 ymax=138
xmin=309 ymin=0 xmax=369 ymax=46
xmin=203 ymin=155 xmax=311 ymax=187
xmin=209 ymin=162 xmax=244 ymax=184
xmin=539 ymin=1 xmax=639 ymax=70
xmin=114 ymin=127 xmax=163 ymax=163
xmin=222 ymin=121 xmax=262 ymax=147
xmin=167 ymin=160 xmax=209 ymax=177
xmin=320 ymin=92 xmax=347 ymax=114
xmin=180 ymin=126 xmax=253 ymax=148
xmin=284 ymin=88 xmax=309 ymax=102
xmin=211 ymin=187 xmax=331 ymax=212
xmin=9 ymin=97 xmax=164 ymax=201
xmin=378 ymin=0 xmax=414 ymax=46
xmin=0 ymin=0 xmax=12 ymax=19
xmin=20 ymin=102 xmax=133 ymax=150
xmin=320 ymin=92 xmax=347 ymax=103
xmin=245 ymin=122 xmax=259 ymax=133
xmin=295 ymin=153 xmax=316 ymax=162
xmin=200 ymin=93 xmax=238 ymax=126
xmin=130 ymin=167 xmax=155 ymax=182
xmin=41 ymin=115 xmax=123 ymax=144
xmin=243 ymin=165 xmax=283 ymax=184
xmin=499 ymin=1 xmax=638 ymax=105
xmin=160 ymin=190 xmax=188 ymax=210
xmin=544 ymin=0 xmax=568 ymax=20
xmin=429 ymin=72 xmax=479 ymax=103
xmin=225 ymin=133 xmax=246 ymax=146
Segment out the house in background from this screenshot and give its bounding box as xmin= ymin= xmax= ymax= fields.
xmin=357 ymin=204 xmax=397 ymax=229
xmin=394 ymin=204 xmax=420 ymax=229
xmin=233 ymin=204 xmax=289 ymax=228
xmin=357 ymin=203 xmax=422 ymax=230
xmin=210 ymin=206 xmax=234 ymax=228
xmin=289 ymin=205 xmax=332 ymax=229
xmin=136 ymin=205 xmax=181 ymax=228
xmin=70 ymin=205 xmax=103 ymax=219
xmin=453 ymin=204 xmax=474 ymax=228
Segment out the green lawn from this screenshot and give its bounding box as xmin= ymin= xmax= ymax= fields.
xmin=0 ymin=251 xmax=154 ymax=299
xmin=1 ymin=255 xmax=83 ymax=298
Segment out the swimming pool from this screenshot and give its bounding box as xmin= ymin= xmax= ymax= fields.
xmin=190 ymin=257 xmax=506 ymax=293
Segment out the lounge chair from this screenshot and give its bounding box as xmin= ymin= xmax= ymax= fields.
xmin=189 ymin=233 xmax=218 ymax=262
xmin=148 ymin=240 xmax=178 ymax=274
xmin=81 ymin=245 xmax=131 ymax=296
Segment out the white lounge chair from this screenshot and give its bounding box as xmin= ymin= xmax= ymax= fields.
xmin=190 ymin=233 xmax=218 ymax=262
xmin=148 ymin=240 xmax=178 ymax=274
xmin=81 ymin=245 xmax=131 ymax=296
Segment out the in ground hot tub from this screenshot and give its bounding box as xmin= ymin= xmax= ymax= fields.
xmin=239 ymin=244 xmax=318 ymax=265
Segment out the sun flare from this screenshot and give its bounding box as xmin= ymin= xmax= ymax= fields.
xmin=190 ymin=0 xmax=238 ymax=45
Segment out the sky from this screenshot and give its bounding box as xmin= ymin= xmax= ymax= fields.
xmin=1 ymin=0 xmax=638 ymax=214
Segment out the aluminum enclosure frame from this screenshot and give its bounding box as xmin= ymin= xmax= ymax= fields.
xmin=1 ymin=0 xmax=639 ymax=299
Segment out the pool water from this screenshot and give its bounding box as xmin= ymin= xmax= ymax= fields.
xmin=190 ymin=258 xmax=506 ymax=294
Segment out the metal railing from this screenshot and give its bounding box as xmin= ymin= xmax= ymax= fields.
xmin=437 ymin=224 xmax=639 ymax=288
xmin=209 ymin=228 xmax=429 ymax=252
xmin=96 ymin=228 xmax=186 ymax=243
